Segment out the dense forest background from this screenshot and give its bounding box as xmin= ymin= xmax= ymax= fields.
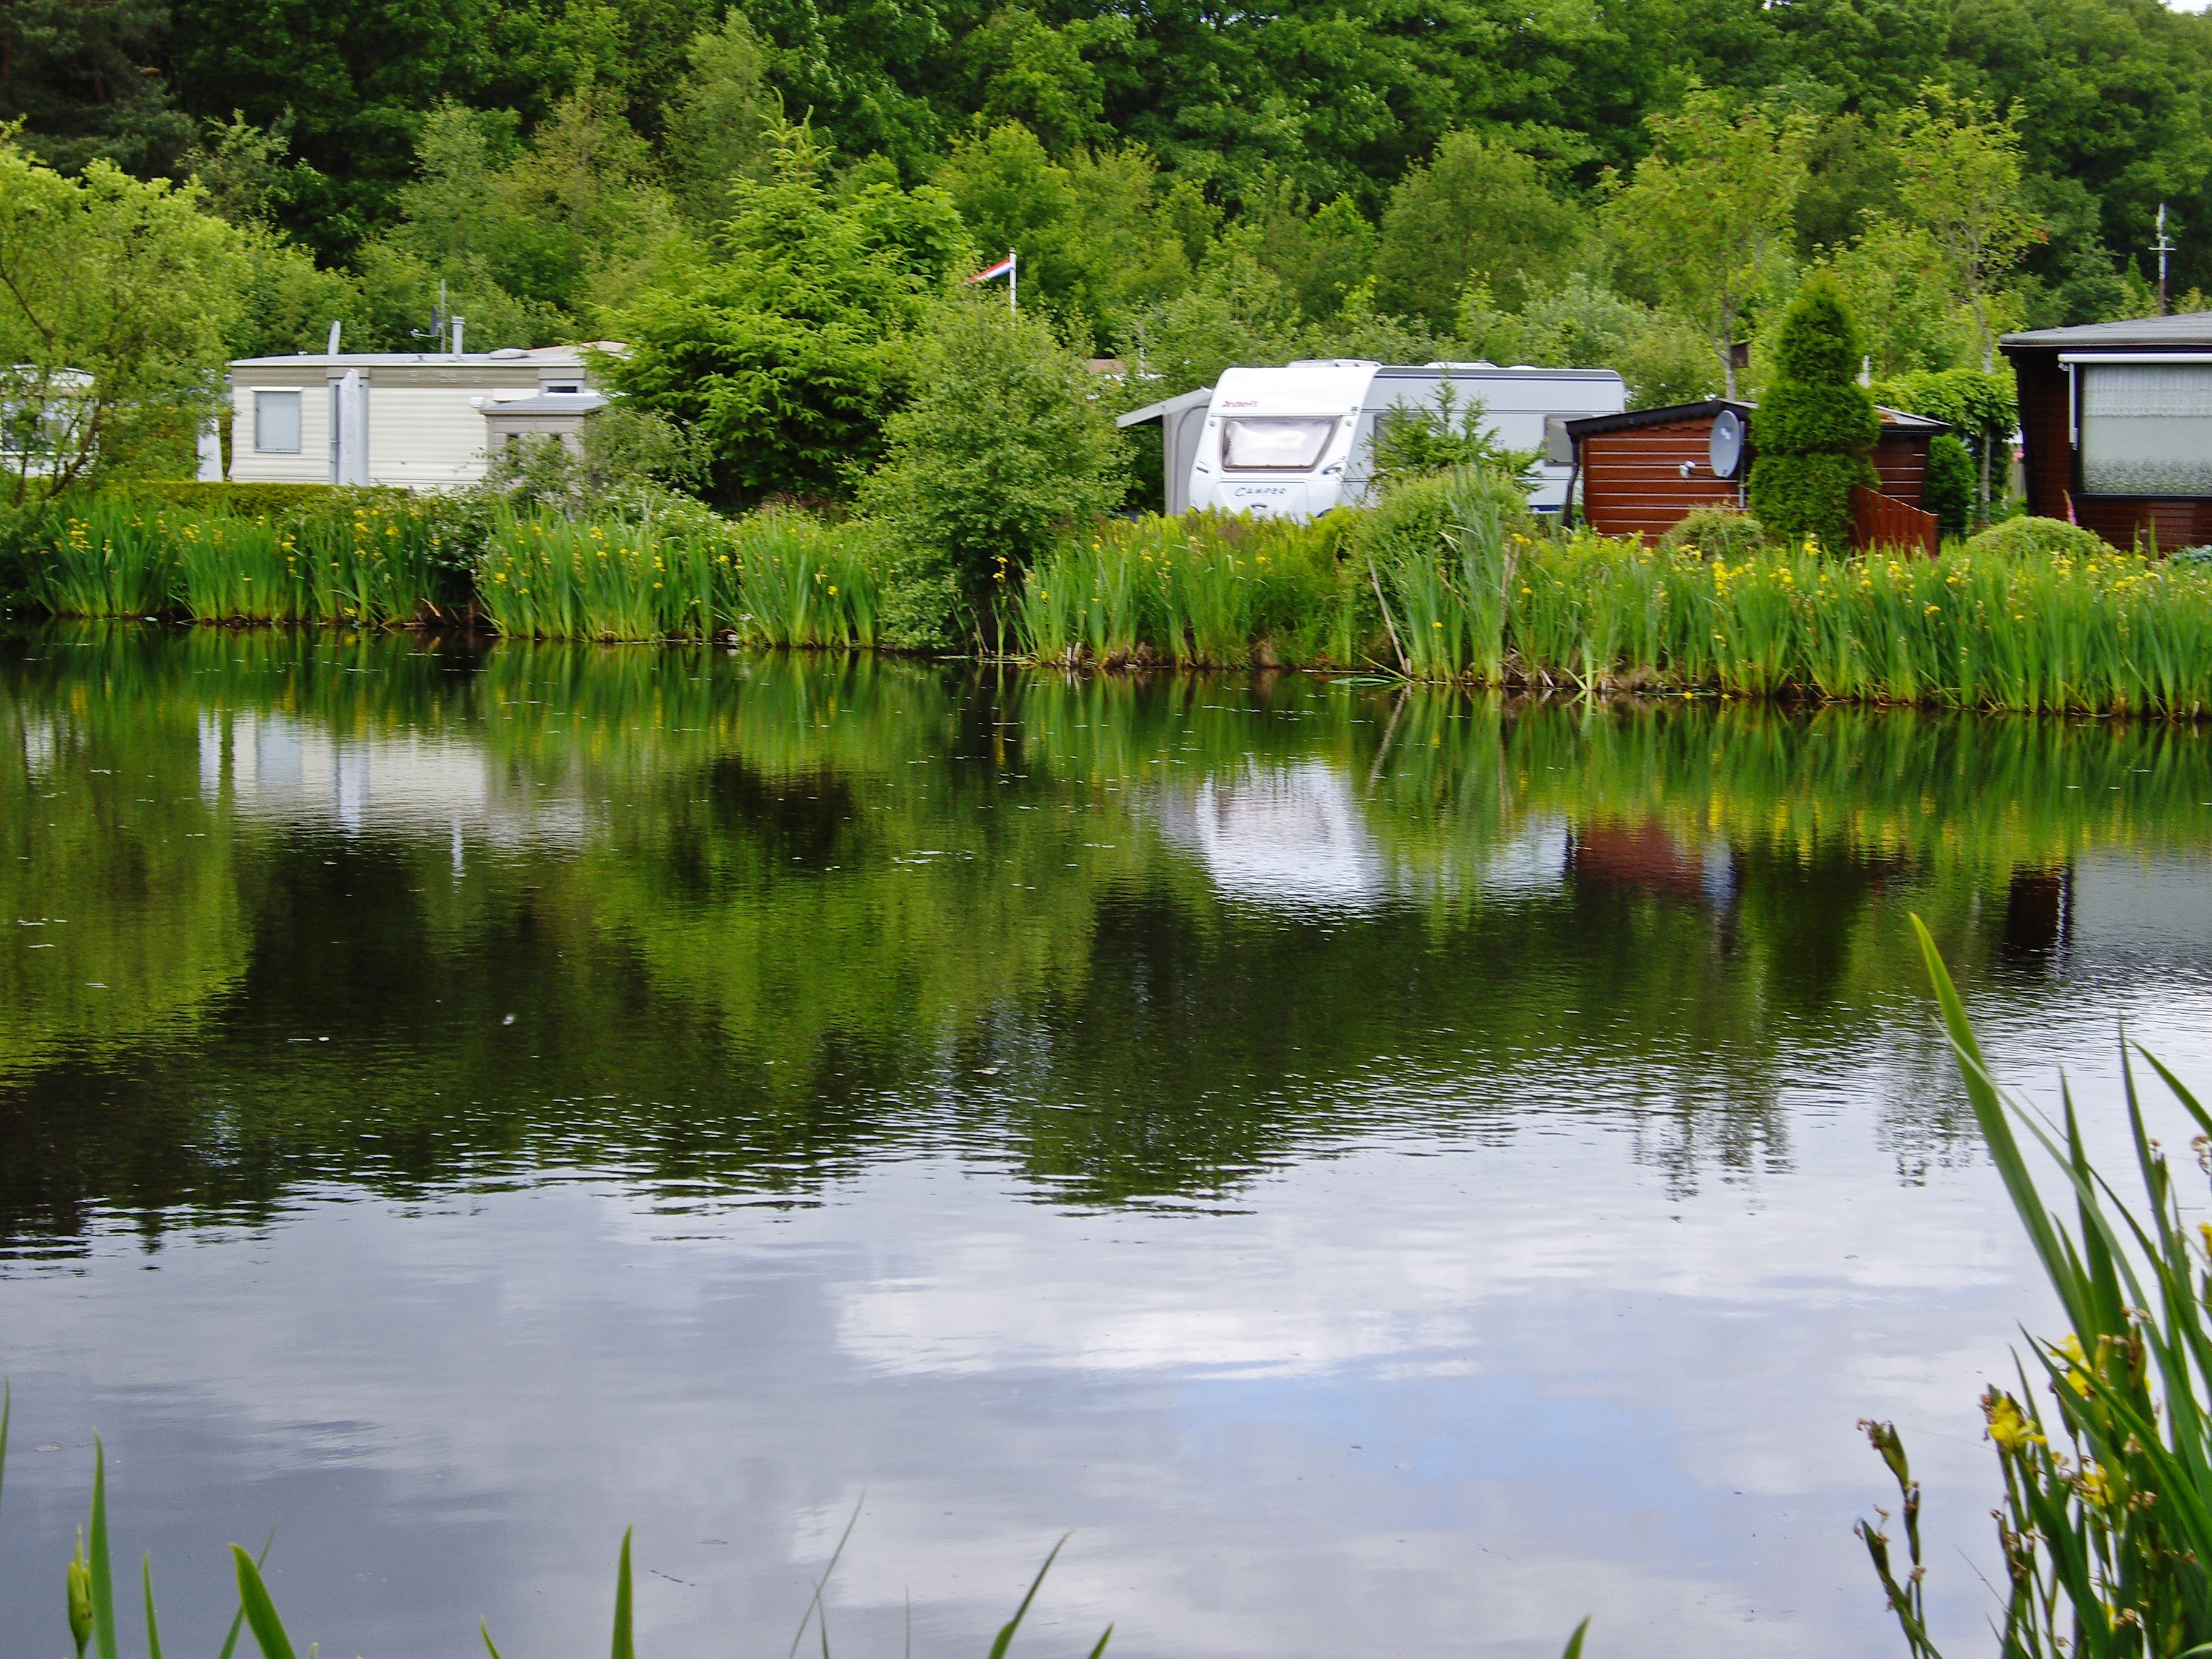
xmin=5 ymin=0 xmax=2208 ymax=430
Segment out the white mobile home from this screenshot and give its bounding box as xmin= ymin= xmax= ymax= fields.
xmin=226 ymin=345 xmax=610 ymax=490
xmin=1121 ymin=360 xmax=1626 ymax=521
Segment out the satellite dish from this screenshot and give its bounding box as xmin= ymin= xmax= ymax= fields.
xmin=1708 ymin=408 xmax=1746 ymax=479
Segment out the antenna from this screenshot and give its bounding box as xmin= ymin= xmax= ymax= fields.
xmin=2154 ymin=204 xmax=2176 ymax=317
xmin=411 ymin=280 xmax=450 ymax=347
xmin=327 ymin=320 xmax=342 ymax=355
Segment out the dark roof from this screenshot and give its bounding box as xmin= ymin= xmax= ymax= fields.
xmin=1562 ymin=399 xmax=1749 ymax=439
xmin=1563 ymin=397 xmax=1948 ymax=441
xmin=2001 ymin=311 xmax=2212 ymax=352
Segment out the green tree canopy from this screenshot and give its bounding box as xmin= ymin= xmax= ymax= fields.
xmin=0 ymin=139 xmax=244 ymax=501
xmin=602 ymin=122 xmax=970 ymax=507
xmin=1372 ymin=132 xmax=1584 ymax=328
xmin=1603 ymin=91 xmax=1812 ymax=399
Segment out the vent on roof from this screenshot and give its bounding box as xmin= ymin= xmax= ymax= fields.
xmin=489 ymin=347 xmax=530 ymax=360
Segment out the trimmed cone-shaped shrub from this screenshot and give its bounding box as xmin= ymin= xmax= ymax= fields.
xmin=1749 ymin=275 xmax=1880 ymax=551
xmin=1923 ymin=433 xmax=1976 ymax=540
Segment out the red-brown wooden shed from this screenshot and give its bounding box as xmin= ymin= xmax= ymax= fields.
xmin=2002 ymin=312 xmax=2212 ymax=551
xmin=1562 ymin=399 xmax=1949 ymax=549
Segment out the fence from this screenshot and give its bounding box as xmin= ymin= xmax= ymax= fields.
xmin=1852 ymin=484 xmax=1939 ymax=555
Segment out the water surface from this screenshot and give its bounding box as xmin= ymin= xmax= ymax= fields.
xmin=4 ymin=628 xmax=2212 ymax=1658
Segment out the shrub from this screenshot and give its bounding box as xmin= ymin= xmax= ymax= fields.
xmin=1748 ymin=274 xmax=1880 ymax=550
xmin=118 ymin=482 xmax=394 ymax=517
xmin=859 ymin=294 xmax=1124 ymax=650
xmin=1921 ymin=434 xmax=1975 ymax=540
xmin=1963 ymin=515 xmax=2108 ymax=562
xmin=1657 ymin=506 xmax=1769 ymax=561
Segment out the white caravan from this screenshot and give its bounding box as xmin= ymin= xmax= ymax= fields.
xmin=1181 ymin=360 xmax=1626 ymax=522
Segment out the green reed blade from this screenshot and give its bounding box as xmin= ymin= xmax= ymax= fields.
xmin=142 ymin=1555 xmax=164 ymax=1659
xmin=1560 ymin=1617 xmax=1592 ymax=1659
xmin=480 ymin=1616 xmax=506 ymax=1659
xmin=788 ymin=1496 xmax=863 ymax=1659
xmin=215 ymin=1530 xmax=276 ymax=1659
xmin=1 ymin=1375 xmax=9 ymax=1520
xmin=986 ymin=1536 xmax=1068 ymax=1659
xmin=611 ymin=1527 xmax=634 ymax=1659
xmin=1082 ymin=1625 xmax=1114 ymax=1659
xmin=230 ymin=1543 xmax=299 ymax=1659
xmin=89 ymin=1435 xmax=119 ymax=1659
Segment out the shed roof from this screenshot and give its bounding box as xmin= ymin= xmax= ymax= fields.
xmin=1563 ymin=397 xmax=1948 ymax=440
xmin=2000 ymin=311 xmax=2212 ymax=352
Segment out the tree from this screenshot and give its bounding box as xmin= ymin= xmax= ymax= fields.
xmin=0 ymin=0 xmax=195 ymax=174
xmin=1746 ymin=273 xmax=1879 ymax=551
xmin=602 ymin=122 xmax=967 ymax=506
xmin=0 ymin=139 xmax=243 ymax=501
xmin=1603 ymin=92 xmax=1812 ymax=399
xmin=1868 ymin=366 xmax=2018 ymax=521
xmin=1458 ymin=273 xmax=1717 ymax=409
xmin=1890 ymin=84 xmax=2039 ymax=376
xmin=662 ymin=13 xmax=779 ymax=227
xmin=859 ymin=293 xmax=1123 ymax=649
xmin=1372 ymin=131 xmax=1583 ymax=328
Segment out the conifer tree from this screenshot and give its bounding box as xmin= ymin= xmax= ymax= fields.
xmin=1748 ymin=275 xmax=1879 ymax=552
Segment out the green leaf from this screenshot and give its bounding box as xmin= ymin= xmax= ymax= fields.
xmin=987 ymin=1536 xmax=1069 ymax=1659
xmin=611 ymin=1527 xmax=634 ymax=1659
xmin=1560 ymin=1617 xmax=1592 ymax=1659
xmin=142 ymin=1555 xmax=164 ymax=1659
xmin=89 ymin=1435 xmax=119 ymax=1659
xmin=480 ymin=1617 xmax=506 ymax=1659
xmin=216 ymin=1531 xmax=276 ymax=1659
xmin=231 ymin=1543 xmax=299 ymax=1659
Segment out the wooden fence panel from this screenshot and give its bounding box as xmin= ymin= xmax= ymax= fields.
xmin=1852 ymin=485 xmax=1939 ymax=556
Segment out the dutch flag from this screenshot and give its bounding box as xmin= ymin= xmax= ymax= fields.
xmin=967 ymin=252 xmax=1017 ymax=284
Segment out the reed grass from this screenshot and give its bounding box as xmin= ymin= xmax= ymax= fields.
xmin=1016 ymin=511 xmax=1346 ymax=668
xmin=1017 ymin=479 xmax=2212 ymax=716
xmin=1862 ymin=923 xmax=2212 ymax=1658
xmin=474 ymin=505 xmax=883 ymax=646
xmin=21 ymin=496 xmax=452 ymax=625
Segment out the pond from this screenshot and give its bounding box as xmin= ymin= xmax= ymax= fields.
xmin=4 ymin=627 xmax=2212 ymax=1659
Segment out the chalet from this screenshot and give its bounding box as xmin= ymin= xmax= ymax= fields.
xmin=225 ymin=343 xmax=612 ymax=491
xmin=1561 ymin=398 xmax=1949 ymax=550
xmin=2000 ymin=312 xmax=2212 ymax=551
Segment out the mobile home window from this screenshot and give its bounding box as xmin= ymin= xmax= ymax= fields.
xmin=2079 ymin=363 xmax=2212 ymax=496
xmin=1221 ymin=417 xmax=1335 ymax=472
xmin=254 ymin=390 xmax=301 ymax=454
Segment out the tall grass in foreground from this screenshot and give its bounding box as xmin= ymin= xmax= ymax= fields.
xmin=1862 ymin=922 xmax=2212 ymax=1658
xmin=21 ymin=497 xmax=452 ymax=625
xmin=475 ymin=505 xmax=883 ymax=645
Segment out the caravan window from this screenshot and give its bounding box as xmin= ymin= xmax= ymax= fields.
xmin=254 ymin=390 xmax=301 ymax=454
xmin=2080 ymin=363 xmax=2212 ymax=496
xmin=1221 ymin=417 xmax=1335 ymax=472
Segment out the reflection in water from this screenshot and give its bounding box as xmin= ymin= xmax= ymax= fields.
xmin=4 ymin=626 xmax=2212 ymax=1659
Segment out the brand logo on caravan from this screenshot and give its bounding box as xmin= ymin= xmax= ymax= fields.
xmin=1220 ymin=400 xmax=1259 ymax=407
xmin=1231 ymin=485 xmax=1289 ymax=498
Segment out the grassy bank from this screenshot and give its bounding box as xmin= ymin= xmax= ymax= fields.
xmin=1017 ymin=486 xmax=2212 ymax=717
xmin=12 ymin=479 xmax=2212 ymax=716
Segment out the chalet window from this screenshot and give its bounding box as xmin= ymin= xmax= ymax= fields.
xmin=254 ymin=390 xmax=301 ymax=454
xmin=2079 ymin=363 xmax=2212 ymax=497
xmin=1220 ymin=417 xmax=1335 ymax=472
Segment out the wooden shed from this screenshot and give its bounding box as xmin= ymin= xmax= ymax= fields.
xmin=1562 ymin=398 xmax=1949 ymax=549
xmin=2002 ymin=311 xmax=2212 ymax=551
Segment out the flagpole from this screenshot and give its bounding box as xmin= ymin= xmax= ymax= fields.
xmin=1009 ymin=249 xmax=1017 ymax=314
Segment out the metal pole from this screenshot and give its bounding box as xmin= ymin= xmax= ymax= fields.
xmin=1009 ymin=249 xmax=1017 ymax=314
xmin=2154 ymin=204 xmax=2174 ymax=317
